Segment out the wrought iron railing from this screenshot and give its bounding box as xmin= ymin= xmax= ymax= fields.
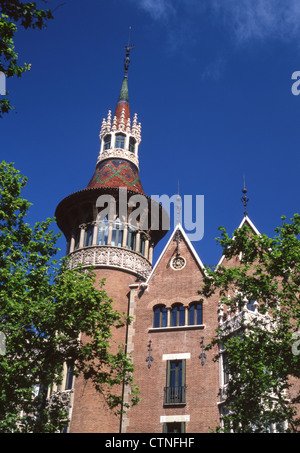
xmin=164 ymin=386 xmax=186 ymax=404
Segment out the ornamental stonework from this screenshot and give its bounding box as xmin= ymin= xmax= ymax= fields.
xmin=171 ymin=255 xmax=186 ymax=270
xmin=97 ymin=148 xmax=139 ymax=168
xmin=69 ymin=246 xmax=152 ymax=280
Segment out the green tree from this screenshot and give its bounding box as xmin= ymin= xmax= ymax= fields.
xmin=0 ymin=161 xmax=139 ymax=433
xmin=0 ymin=0 xmax=53 ymax=117
xmin=200 ymin=217 xmax=300 ymax=433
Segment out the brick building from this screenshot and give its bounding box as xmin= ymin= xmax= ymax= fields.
xmin=54 ymin=49 xmax=289 ymax=433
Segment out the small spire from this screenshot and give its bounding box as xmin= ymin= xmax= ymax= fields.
xmin=241 ymin=173 xmax=249 ymax=216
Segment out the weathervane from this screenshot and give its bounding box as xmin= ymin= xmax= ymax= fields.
xmin=241 ymin=173 xmax=249 ymax=216
xmin=124 ymin=26 xmax=134 ymax=76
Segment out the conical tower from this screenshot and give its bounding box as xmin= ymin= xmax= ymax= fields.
xmin=55 ymin=46 xmax=168 ymax=433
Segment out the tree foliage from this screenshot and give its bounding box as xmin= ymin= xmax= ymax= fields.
xmin=0 ymin=161 xmax=139 ymax=433
xmin=0 ymin=0 xmax=53 ymax=117
xmin=200 ymin=217 xmax=300 ymax=433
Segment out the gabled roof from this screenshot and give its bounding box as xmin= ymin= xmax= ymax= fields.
xmin=216 ymin=215 xmax=261 ymax=269
xmin=145 ymin=222 xmax=206 ymax=285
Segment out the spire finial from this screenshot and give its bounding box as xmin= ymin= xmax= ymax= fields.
xmin=124 ymin=26 xmax=134 ymax=77
xmin=241 ymin=173 xmax=249 ymax=216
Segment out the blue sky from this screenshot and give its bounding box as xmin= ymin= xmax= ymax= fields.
xmin=1 ymin=0 xmax=300 ymax=266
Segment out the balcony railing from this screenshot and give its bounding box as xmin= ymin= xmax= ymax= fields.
xmin=164 ymin=386 xmax=186 ymax=405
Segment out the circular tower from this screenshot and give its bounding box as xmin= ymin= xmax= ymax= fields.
xmin=55 ymin=48 xmax=168 ymax=433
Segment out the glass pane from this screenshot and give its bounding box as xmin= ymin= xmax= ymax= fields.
xmin=171 ymin=307 xmax=178 ymax=327
xmin=161 ymin=307 xmax=167 ymax=327
xmin=196 ymin=304 xmax=203 ymax=324
xmin=115 ymin=134 xmax=125 ymax=149
xmin=153 ymin=308 xmax=161 ymax=328
xmin=129 ymin=138 xmax=135 ymax=153
xmin=104 ymin=135 xmax=111 ymax=150
xmin=179 ymin=306 xmax=185 ymax=326
xmin=188 ymin=305 xmax=195 ymax=325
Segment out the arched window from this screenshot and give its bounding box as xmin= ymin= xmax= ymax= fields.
xmin=129 ymin=137 xmax=136 ymax=153
xmin=188 ymin=302 xmax=203 ymax=325
xmin=111 ymin=218 xmax=123 ymax=247
xmin=171 ymin=304 xmax=185 ymax=327
xmin=153 ymin=305 xmax=167 ymax=328
xmin=103 ymin=134 xmax=111 ymax=150
xmin=115 ymin=133 xmax=125 ymax=149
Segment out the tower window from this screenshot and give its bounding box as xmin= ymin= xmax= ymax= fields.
xmin=129 ymin=137 xmax=136 ymax=153
xmin=84 ymin=225 xmax=93 ymax=247
xmin=110 ymin=218 xmax=123 ymax=247
xmin=153 ymin=305 xmax=167 ymax=328
xmin=97 ymin=220 xmax=109 ymax=245
xmin=126 ymin=227 xmax=136 ymax=251
xmin=115 ymin=133 xmax=125 ymax=149
xmin=103 ymin=134 xmax=111 ymax=150
xmin=171 ymin=304 xmax=185 ymax=327
xmin=188 ymin=302 xmax=203 ymax=325
xmin=74 ymin=230 xmax=80 ymax=251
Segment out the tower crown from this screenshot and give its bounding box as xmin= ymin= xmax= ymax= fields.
xmin=98 ymin=106 xmax=141 ymax=169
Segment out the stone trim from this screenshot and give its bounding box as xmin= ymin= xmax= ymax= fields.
xmin=97 ymin=148 xmax=139 ymax=169
xmin=160 ymin=415 xmax=190 ymax=423
xmin=162 ymin=353 xmax=191 ymax=361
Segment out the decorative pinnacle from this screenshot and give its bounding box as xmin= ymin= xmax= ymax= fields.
xmin=241 ymin=173 xmax=249 ymax=216
xmin=124 ymin=26 xmax=134 ymax=77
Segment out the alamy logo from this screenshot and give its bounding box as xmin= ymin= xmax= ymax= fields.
xmin=0 ymin=72 xmax=6 ymax=95
xmin=96 ymin=188 xmax=205 ymax=242
xmin=291 ymin=71 xmax=300 ymax=96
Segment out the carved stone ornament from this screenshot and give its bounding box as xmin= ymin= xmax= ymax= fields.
xmin=171 ymin=255 xmax=186 ymax=270
xmin=97 ymin=148 xmax=139 ymax=169
xmin=69 ymin=246 xmax=152 ymax=280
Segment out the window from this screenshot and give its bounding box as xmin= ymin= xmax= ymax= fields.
xmin=84 ymin=225 xmax=93 ymax=247
xmin=126 ymin=227 xmax=136 ymax=251
xmin=115 ymin=133 xmax=125 ymax=149
xmin=165 ymin=359 xmax=186 ymax=404
xmin=188 ymin=302 xmax=203 ymax=325
xmin=110 ymin=218 xmax=123 ymax=247
xmin=103 ymin=134 xmax=111 ymax=150
xmin=139 ymin=234 xmax=145 ymax=255
xmin=171 ymin=304 xmax=185 ymax=327
xmin=65 ymin=364 xmax=74 ymax=390
xmin=153 ymin=305 xmax=167 ymax=328
xmin=129 ymin=137 xmax=136 ymax=153
xmin=74 ymin=230 xmax=80 ymax=251
xmin=163 ymin=422 xmax=185 ymax=433
xmin=97 ymin=221 xmax=109 ymax=245
xmin=222 ymin=352 xmax=229 ymax=386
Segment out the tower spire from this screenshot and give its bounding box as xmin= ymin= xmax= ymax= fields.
xmin=114 ymin=31 xmax=135 ymax=128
